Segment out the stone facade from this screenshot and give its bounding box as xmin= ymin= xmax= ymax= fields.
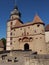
xmin=0 ymin=5 xmax=49 ymax=65
xmin=6 ymin=6 xmax=48 ymax=54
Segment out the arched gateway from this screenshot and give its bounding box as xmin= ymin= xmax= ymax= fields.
xmin=24 ymin=43 xmax=29 ymax=50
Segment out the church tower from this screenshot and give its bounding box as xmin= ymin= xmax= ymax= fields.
xmin=6 ymin=6 xmax=23 ymax=50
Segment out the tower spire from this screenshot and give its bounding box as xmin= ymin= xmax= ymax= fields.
xmin=14 ymin=0 xmax=18 ymax=10
xmin=14 ymin=0 xmax=16 ymax=6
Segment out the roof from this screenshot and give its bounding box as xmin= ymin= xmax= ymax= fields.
xmin=12 ymin=19 xmax=23 ymax=28
xmin=33 ymin=14 xmax=44 ymax=24
xmin=12 ymin=14 xmax=45 ymax=29
xmin=0 ymin=40 xmax=4 ymax=48
xmin=45 ymin=24 xmax=49 ymax=31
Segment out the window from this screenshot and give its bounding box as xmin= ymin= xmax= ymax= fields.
xmin=10 ymin=42 xmax=12 ymax=45
xmin=14 ymin=29 xmax=15 ymax=31
xmin=11 ymin=22 xmax=13 ymax=25
xmin=27 ymin=32 xmax=29 ymax=35
xmin=19 ymin=38 xmax=22 ymax=42
xmin=37 ymin=24 xmax=40 ymax=27
xmin=30 ymin=37 xmax=32 ymax=39
xmin=2 ymin=55 xmax=7 ymax=60
xmin=14 ymin=60 xmax=18 ymax=62
xmin=29 ymin=37 xmax=33 ymax=41
xmin=24 ymin=43 xmax=29 ymax=50
xmin=15 ymin=57 xmax=17 ymax=59
xmin=10 ymin=32 xmax=12 ymax=35
xmin=28 ymin=27 xmax=30 ymax=29
xmin=10 ymin=37 xmax=12 ymax=40
xmin=8 ymin=59 xmax=12 ymax=62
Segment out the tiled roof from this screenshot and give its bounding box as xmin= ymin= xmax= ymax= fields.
xmin=33 ymin=14 xmax=44 ymax=24
xmin=12 ymin=14 xmax=45 ymax=29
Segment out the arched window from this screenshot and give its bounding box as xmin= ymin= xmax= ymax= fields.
xmin=24 ymin=43 xmax=29 ymax=51
xmin=19 ymin=38 xmax=22 ymax=42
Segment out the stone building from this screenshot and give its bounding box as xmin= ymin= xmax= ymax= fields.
xmin=0 ymin=5 xmax=49 ymax=65
xmin=6 ymin=6 xmax=48 ymax=54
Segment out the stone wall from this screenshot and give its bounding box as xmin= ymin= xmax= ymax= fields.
xmin=0 ymin=51 xmax=49 ymax=65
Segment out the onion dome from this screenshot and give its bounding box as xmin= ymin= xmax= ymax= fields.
xmin=10 ymin=5 xmax=21 ymax=18
xmin=45 ymin=24 xmax=49 ymax=31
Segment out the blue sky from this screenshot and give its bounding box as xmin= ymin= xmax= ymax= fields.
xmin=0 ymin=0 xmax=49 ymax=39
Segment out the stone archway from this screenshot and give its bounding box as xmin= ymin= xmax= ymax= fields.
xmin=24 ymin=43 xmax=29 ymax=51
